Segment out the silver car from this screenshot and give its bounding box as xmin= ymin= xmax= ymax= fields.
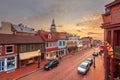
xmin=77 ymin=62 xmax=90 ymax=75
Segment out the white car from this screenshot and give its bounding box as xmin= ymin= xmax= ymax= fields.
xmin=77 ymin=62 xmax=90 ymax=75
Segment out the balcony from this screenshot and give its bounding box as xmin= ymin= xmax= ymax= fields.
xmin=102 ymin=14 xmax=111 ymax=24
xmin=114 ymin=46 xmax=120 ymax=55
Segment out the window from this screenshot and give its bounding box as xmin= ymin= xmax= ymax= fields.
xmin=48 ymin=34 xmax=51 ymax=39
xmin=0 ymin=46 xmax=2 ymax=55
xmin=30 ymin=45 xmax=34 ymax=51
xmin=53 ymin=42 xmax=56 ymax=46
xmin=105 ymin=8 xmax=110 ymax=14
xmin=59 ymin=41 xmax=62 ymax=46
xmin=21 ymin=45 xmax=26 ymax=52
xmin=40 ymin=44 xmax=43 ymax=48
xmin=46 ymin=43 xmax=48 ymax=47
xmin=7 ymin=57 xmax=15 ymax=70
xmin=5 ymin=45 xmax=14 ymax=54
xmin=50 ymin=42 xmax=52 ymax=47
xmin=63 ymin=41 xmax=65 ymax=46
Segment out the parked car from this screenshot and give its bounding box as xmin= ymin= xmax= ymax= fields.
xmin=77 ymin=62 xmax=90 ymax=75
xmin=92 ymin=51 xmax=98 ymax=56
xmin=44 ymin=59 xmax=59 ymax=70
xmin=84 ymin=58 xmax=93 ymax=66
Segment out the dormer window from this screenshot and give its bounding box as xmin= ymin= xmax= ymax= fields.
xmin=48 ymin=34 xmax=51 ymax=39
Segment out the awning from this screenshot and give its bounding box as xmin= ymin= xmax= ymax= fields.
xmin=46 ymin=47 xmax=59 ymax=53
xmin=19 ymin=50 xmax=41 ymax=60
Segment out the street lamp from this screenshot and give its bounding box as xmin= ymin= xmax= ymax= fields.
xmin=37 ymin=50 xmax=41 ymax=68
xmin=92 ymin=48 xmax=96 ymax=68
xmin=93 ymin=56 xmax=96 ymax=68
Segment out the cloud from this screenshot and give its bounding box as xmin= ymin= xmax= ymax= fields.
xmin=57 ymin=25 xmax=64 ymax=27
xmin=87 ymin=32 xmax=102 ymax=35
xmin=76 ymin=30 xmax=81 ymax=32
xmin=75 ymin=13 xmax=102 ymax=29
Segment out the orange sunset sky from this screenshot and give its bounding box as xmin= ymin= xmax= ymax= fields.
xmin=0 ymin=0 xmax=114 ymax=41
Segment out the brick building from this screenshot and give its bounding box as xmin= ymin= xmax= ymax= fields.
xmin=101 ymin=0 xmax=120 ymax=80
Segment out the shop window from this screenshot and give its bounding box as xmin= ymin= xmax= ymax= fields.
xmin=7 ymin=57 xmax=15 ymax=70
xmin=21 ymin=45 xmax=26 ymax=52
xmin=0 ymin=46 xmax=2 ymax=55
xmin=5 ymin=45 xmax=14 ymax=54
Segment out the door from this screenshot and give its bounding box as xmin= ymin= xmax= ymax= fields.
xmin=0 ymin=61 xmax=4 ymax=72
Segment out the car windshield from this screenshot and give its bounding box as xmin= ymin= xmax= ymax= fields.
xmin=48 ymin=61 xmax=54 ymax=65
xmin=94 ymin=52 xmax=97 ymax=54
xmin=87 ymin=59 xmax=91 ymax=62
xmin=80 ymin=64 xmax=87 ymax=69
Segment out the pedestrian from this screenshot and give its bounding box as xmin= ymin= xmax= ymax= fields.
xmin=59 ymin=55 xmax=62 ymax=61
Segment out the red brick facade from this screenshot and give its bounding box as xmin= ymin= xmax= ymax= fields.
xmin=101 ymin=0 xmax=120 ymax=80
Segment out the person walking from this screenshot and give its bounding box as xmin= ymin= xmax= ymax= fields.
xmin=59 ymin=55 xmax=62 ymax=61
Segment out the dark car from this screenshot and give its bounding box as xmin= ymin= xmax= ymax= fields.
xmin=84 ymin=58 xmax=93 ymax=66
xmin=44 ymin=59 xmax=59 ymax=70
xmin=92 ymin=51 xmax=98 ymax=56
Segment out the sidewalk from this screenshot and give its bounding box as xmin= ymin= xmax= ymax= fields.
xmin=0 ymin=48 xmax=92 ymax=80
xmin=0 ymin=60 xmax=48 ymax=80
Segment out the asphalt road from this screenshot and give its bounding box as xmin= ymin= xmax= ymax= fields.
xmin=19 ymin=48 xmax=104 ymax=80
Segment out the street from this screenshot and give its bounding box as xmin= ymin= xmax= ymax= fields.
xmin=19 ymin=48 xmax=104 ymax=80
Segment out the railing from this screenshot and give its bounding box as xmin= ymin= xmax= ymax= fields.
xmin=114 ymin=46 xmax=120 ymax=55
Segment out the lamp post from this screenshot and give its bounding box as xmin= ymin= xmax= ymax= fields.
xmin=37 ymin=50 xmax=41 ymax=68
xmin=92 ymin=47 xmax=96 ymax=68
xmin=93 ymin=56 xmax=96 ymax=68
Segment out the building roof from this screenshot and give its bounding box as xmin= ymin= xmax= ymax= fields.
xmin=52 ymin=32 xmax=67 ymax=40
xmin=0 ymin=34 xmax=44 ymax=44
xmin=12 ymin=24 xmax=36 ymax=34
xmin=105 ymin=0 xmax=120 ymax=8
xmin=38 ymin=31 xmax=57 ymax=42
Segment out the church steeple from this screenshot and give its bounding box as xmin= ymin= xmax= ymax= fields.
xmin=50 ymin=19 xmax=56 ymax=32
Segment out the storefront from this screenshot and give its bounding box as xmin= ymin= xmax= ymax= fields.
xmin=56 ymin=49 xmax=66 ymax=57
xmin=5 ymin=56 xmax=16 ymax=71
xmin=0 ymin=55 xmax=17 ymax=72
xmin=19 ymin=50 xmax=41 ymax=67
xmin=45 ymin=48 xmax=59 ymax=60
xmin=46 ymin=52 xmax=56 ymax=60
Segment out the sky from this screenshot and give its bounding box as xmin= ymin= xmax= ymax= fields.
xmin=0 ymin=0 xmax=114 ymax=40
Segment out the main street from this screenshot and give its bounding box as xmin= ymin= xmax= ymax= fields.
xmin=19 ymin=48 xmax=104 ymax=80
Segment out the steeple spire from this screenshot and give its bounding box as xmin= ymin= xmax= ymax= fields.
xmin=52 ymin=19 xmax=55 ymax=24
xmin=50 ymin=18 xmax=56 ymax=32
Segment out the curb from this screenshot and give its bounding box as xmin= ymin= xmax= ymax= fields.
xmin=14 ymin=67 xmax=43 ymax=80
